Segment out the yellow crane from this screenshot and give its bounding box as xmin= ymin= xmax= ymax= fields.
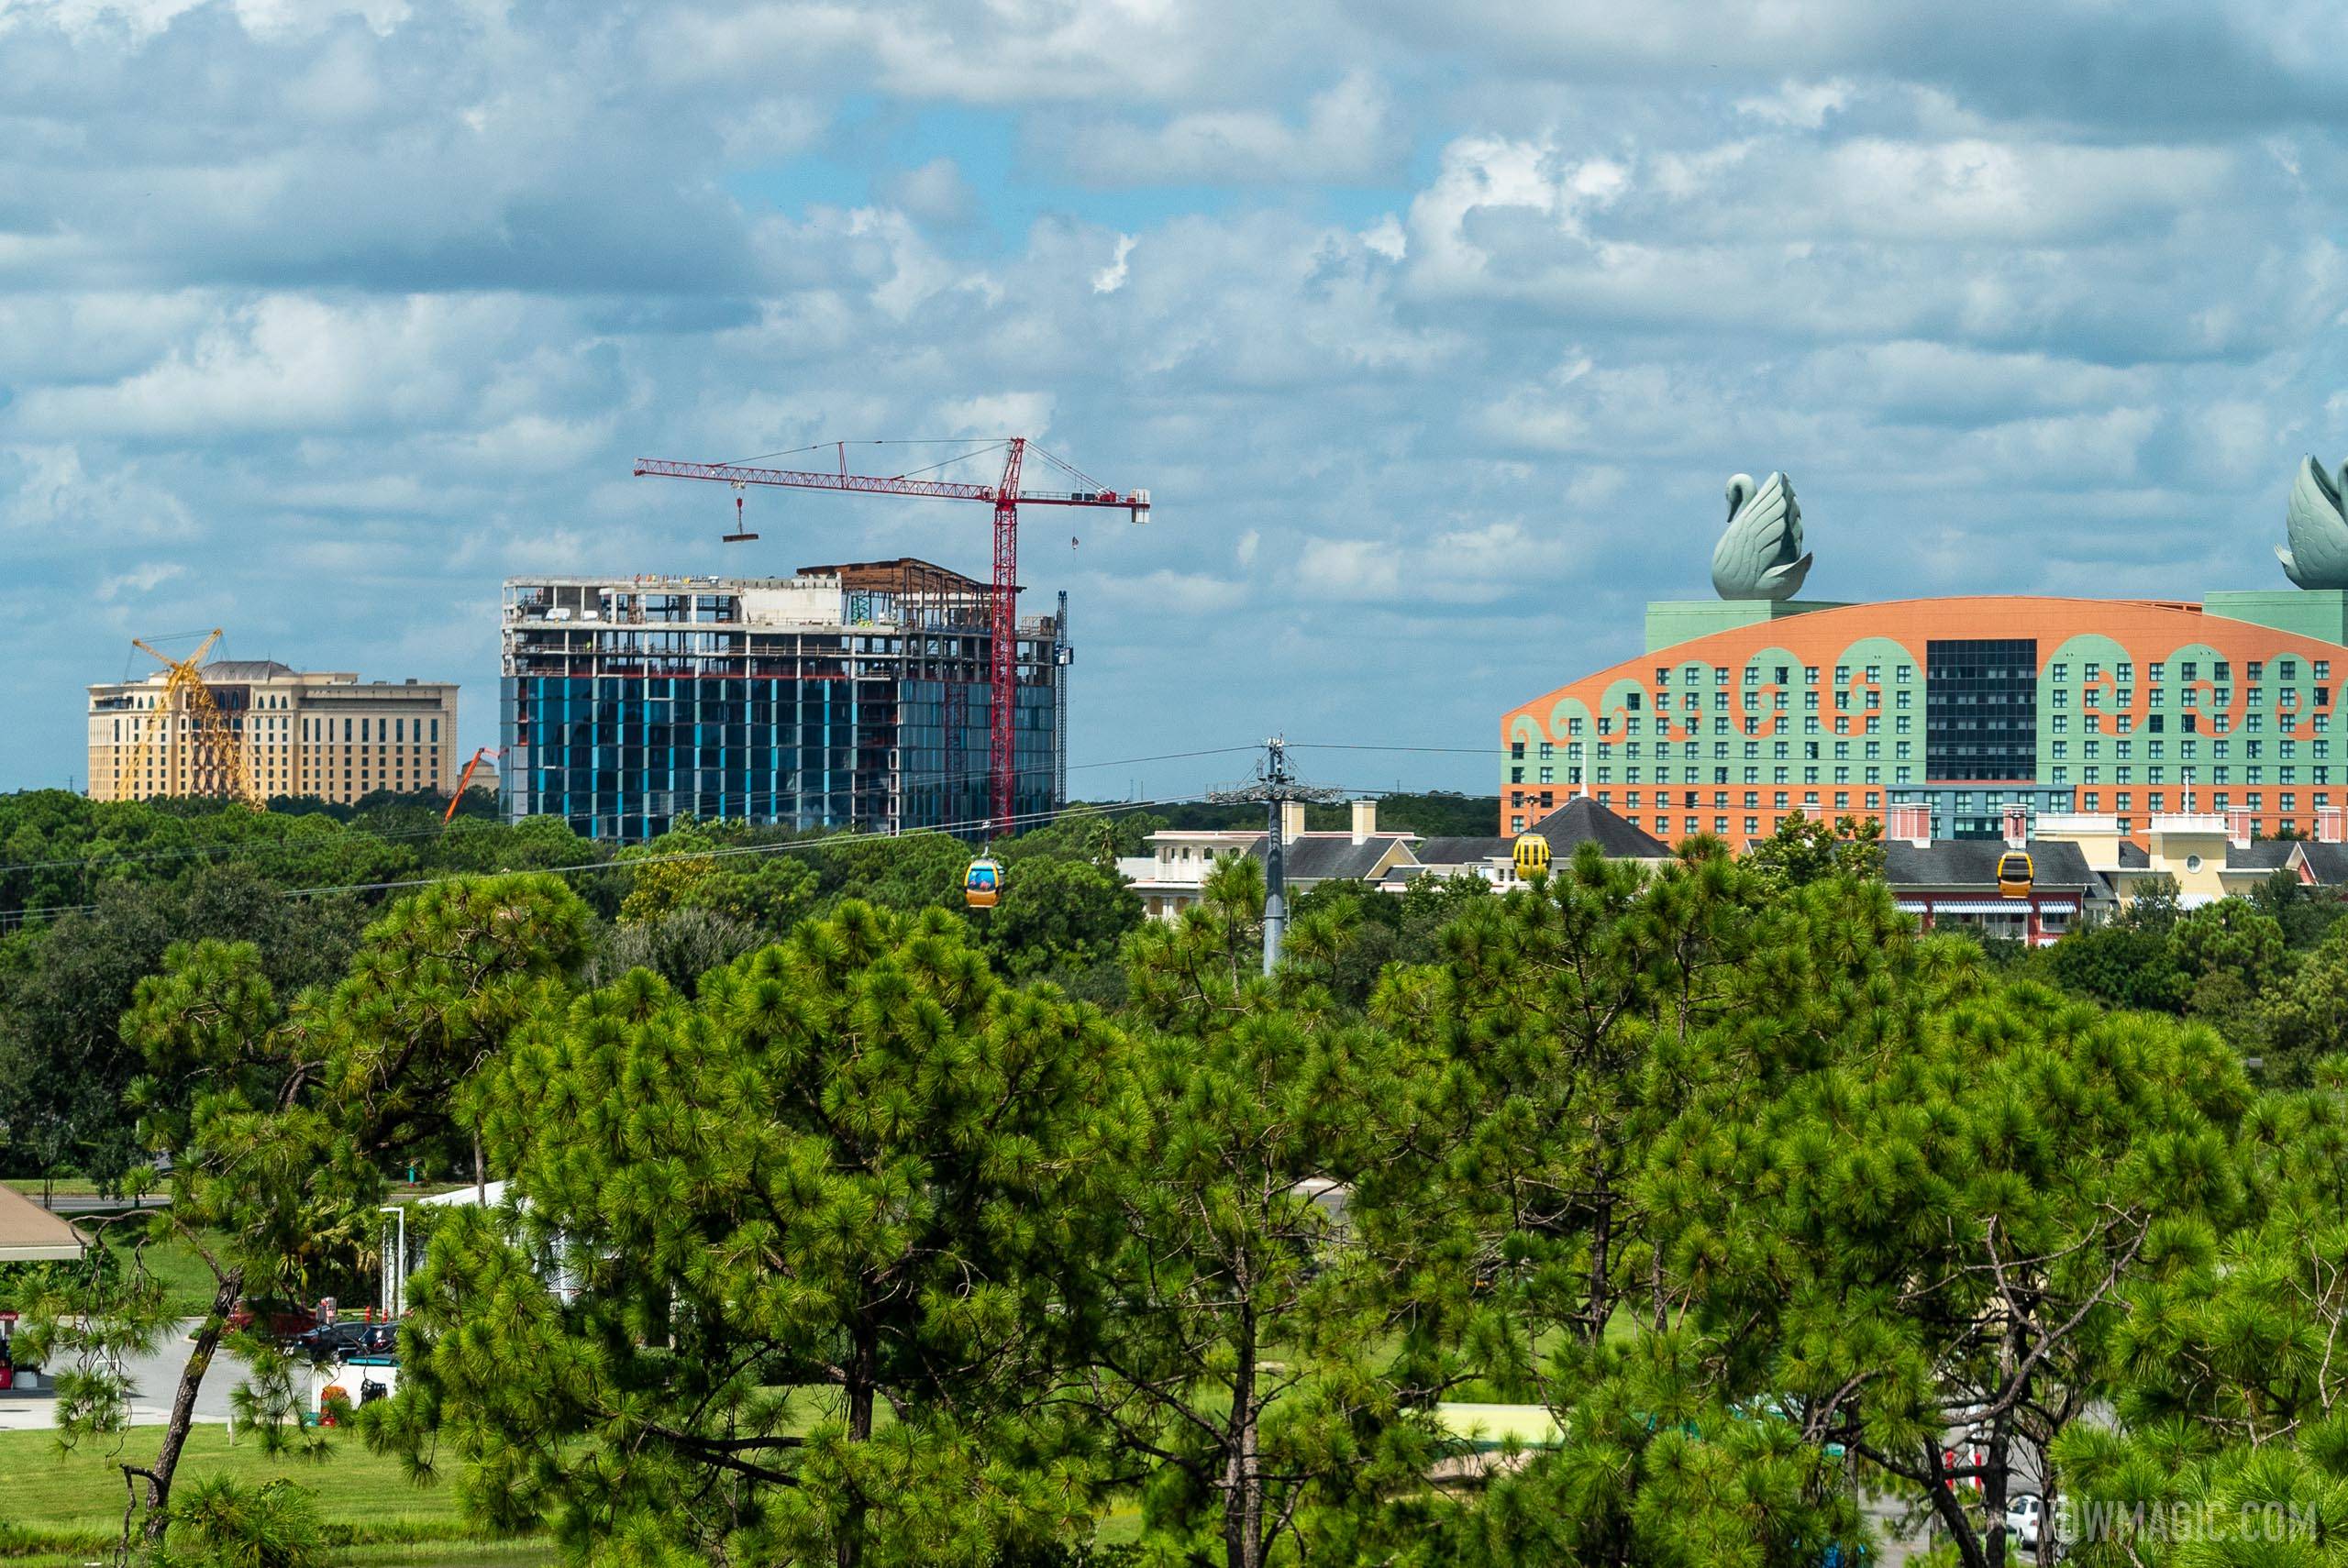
xmin=126 ymin=629 xmax=256 ymax=804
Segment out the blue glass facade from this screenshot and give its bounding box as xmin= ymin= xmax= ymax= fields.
xmin=500 ymin=570 xmax=1062 ymax=842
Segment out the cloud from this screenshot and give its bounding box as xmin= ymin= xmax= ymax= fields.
xmin=96 ymin=561 xmax=184 ymax=600
xmin=1093 ymin=235 xmax=1136 ymax=294
xmin=1050 ymin=71 xmax=1401 ymax=186
xmin=3 ymin=0 xmax=2348 ymax=794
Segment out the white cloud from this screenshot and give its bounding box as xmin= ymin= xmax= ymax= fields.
xmin=1297 ymin=536 xmax=1401 ymax=599
xmin=96 ymin=561 xmax=184 ymax=600
xmin=2 ymin=0 xmax=2347 ymax=791
xmin=1735 ymin=79 xmax=1855 ymax=128
xmin=1053 ymin=71 xmax=1399 ymax=185
xmin=1093 ymin=234 xmax=1136 ymax=294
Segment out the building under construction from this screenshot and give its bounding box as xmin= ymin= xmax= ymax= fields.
xmin=499 ymin=561 xmax=1069 ymax=841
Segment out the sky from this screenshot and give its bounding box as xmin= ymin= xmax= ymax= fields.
xmin=5 ymin=0 xmax=2347 ymax=804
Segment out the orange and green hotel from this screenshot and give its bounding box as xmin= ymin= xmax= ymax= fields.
xmin=1501 ymin=590 xmax=2348 ymax=853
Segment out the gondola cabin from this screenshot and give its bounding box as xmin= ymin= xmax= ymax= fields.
xmin=1996 ymin=851 xmax=2033 ymax=900
xmin=1512 ymin=834 xmax=1552 ymax=878
xmin=964 ymin=856 xmax=1002 ymax=910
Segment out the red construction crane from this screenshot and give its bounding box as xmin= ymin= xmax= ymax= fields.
xmin=632 ymin=438 xmax=1150 ymax=833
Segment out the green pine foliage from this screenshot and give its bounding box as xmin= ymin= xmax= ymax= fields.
xmin=31 ymin=784 xmax=2348 ymax=1568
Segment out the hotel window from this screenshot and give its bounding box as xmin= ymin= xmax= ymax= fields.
xmin=1539 ymin=742 xmax=1554 ymax=758
xmin=2216 ymin=661 xmax=2232 ymax=680
xmin=1743 ymin=666 xmax=1759 ymax=685
xmin=1805 ymin=667 xmax=1820 ymax=683
xmin=1896 ymin=715 xmax=1912 ymax=734
xmin=1835 ymin=666 xmax=1850 ymax=683
xmin=1538 ymin=767 xmax=1553 ymax=783
xmin=2085 ymin=662 xmax=2100 ymax=680
xmin=1834 ymin=717 xmax=1849 ymax=734
xmin=2053 ymin=664 xmax=2070 ymax=682
xmin=1567 ymin=717 xmax=1584 ymax=735
xmin=1744 ymin=741 xmax=1759 ymax=758
xmin=2117 ymin=792 xmax=2133 ymax=811
xmin=1865 ymin=767 xmax=1881 ymax=784
xmin=2249 ymin=661 xmax=2265 ymax=680
xmin=2054 ymin=742 xmax=2067 ymax=759
xmin=1744 ymin=817 xmax=1759 ymax=834
xmin=1714 ymin=666 xmax=1730 ymax=684
xmin=1511 ymin=816 xmax=1524 ymax=833
xmin=1743 ymin=716 xmax=1759 ymax=735
xmin=2183 ymin=661 xmax=2198 ymax=681
xmin=1896 ymin=741 xmax=1913 ymax=759
xmin=2320 ymin=661 xmax=2333 ymax=680
xmin=2248 ymin=792 xmax=2264 ymax=810
xmin=1685 ymin=665 xmax=1703 ymax=683
xmin=1775 ymin=690 xmax=1789 ymax=710
xmin=2283 ymin=792 xmax=2298 ymax=812
xmin=2118 ymin=662 xmax=2133 ymax=680
xmin=1656 ymin=668 xmax=1670 ymax=685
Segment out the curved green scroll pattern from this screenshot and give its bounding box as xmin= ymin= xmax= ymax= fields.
xmin=1831 ymin=635 xmax=1919 ymax=731
xmin=1546 ymin=695 xmax=1595 ymax=747
xmin=2039 ymin=634 xmax=2137 ymax=749
xmin=2164 ymin=640 xmax=2237 ymax=742
xmin=1730 ymin=645 xmax=1805 ymax=742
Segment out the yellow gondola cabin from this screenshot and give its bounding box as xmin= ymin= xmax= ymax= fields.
xmin=1512 ymin=834 xmax=1552 ymax=878
xmin=1996 ymin=851 xmax=2033 ymax=899
xmin=964 ymin=856 xmax=1002 ymax=910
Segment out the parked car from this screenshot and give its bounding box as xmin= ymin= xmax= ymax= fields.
xmin=294 ymin=1320 xmax=395 ymax=1363
xmin=2005 ymin=1494 xmax=2044 ymax=1550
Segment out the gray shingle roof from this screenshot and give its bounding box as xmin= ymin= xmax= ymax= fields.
xmin=1523 ymin=797 xmax=1671 ymax=858
xmin=2227 ymin=841 xmax=2300 ymax=871
xmin=1415 ymin=835 xmax=1510 ymax=867
xmin=1883 ymin=838 xmax=2102 ymax=892
xmin=2296 ymin=842 xmax=2348 ymax=885
xmin=1247 ymin=834 xmax=1415 ymax=883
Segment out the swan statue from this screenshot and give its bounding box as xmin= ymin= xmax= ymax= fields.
xmin=2278 ymin=456 xmax=2348 ymax=590
xmin=1710 ymin=470 xmax=1812 ymax=601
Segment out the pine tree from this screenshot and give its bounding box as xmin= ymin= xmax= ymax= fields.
xmin=371 ymin=900 xmax=1129 ymax=1568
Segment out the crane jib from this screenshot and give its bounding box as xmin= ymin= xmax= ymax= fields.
xmin=632 ymin=440 xmax=1151 ymax=834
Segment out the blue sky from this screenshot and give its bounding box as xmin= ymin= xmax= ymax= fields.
xmin=5 ymin=0 xmax=2346 ymax=803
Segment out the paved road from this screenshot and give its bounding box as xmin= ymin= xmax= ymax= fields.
xmin=0 ymin=1319 xmax=248 ymax=1432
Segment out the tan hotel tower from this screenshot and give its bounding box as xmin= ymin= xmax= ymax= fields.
xmin=88 ymin=660 xmax=460 ymax=805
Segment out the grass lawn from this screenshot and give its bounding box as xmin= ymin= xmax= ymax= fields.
xmin=0 ymin=1425 xmax=551 ymax=1568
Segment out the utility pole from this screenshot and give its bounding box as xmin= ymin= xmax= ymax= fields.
xmin=1207 ymin=736 xmax=1346 ymax=975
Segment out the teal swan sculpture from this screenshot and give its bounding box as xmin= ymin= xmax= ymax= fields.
xmin=1710 ymin=470 xmax=1813 ymax=602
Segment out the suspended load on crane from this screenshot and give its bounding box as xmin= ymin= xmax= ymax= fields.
xmin=964 ymin=856 xmax=1002 ymax=910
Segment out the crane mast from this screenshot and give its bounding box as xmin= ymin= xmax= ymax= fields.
xmin=634 ymin=438 xmax=1147 ymax=834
